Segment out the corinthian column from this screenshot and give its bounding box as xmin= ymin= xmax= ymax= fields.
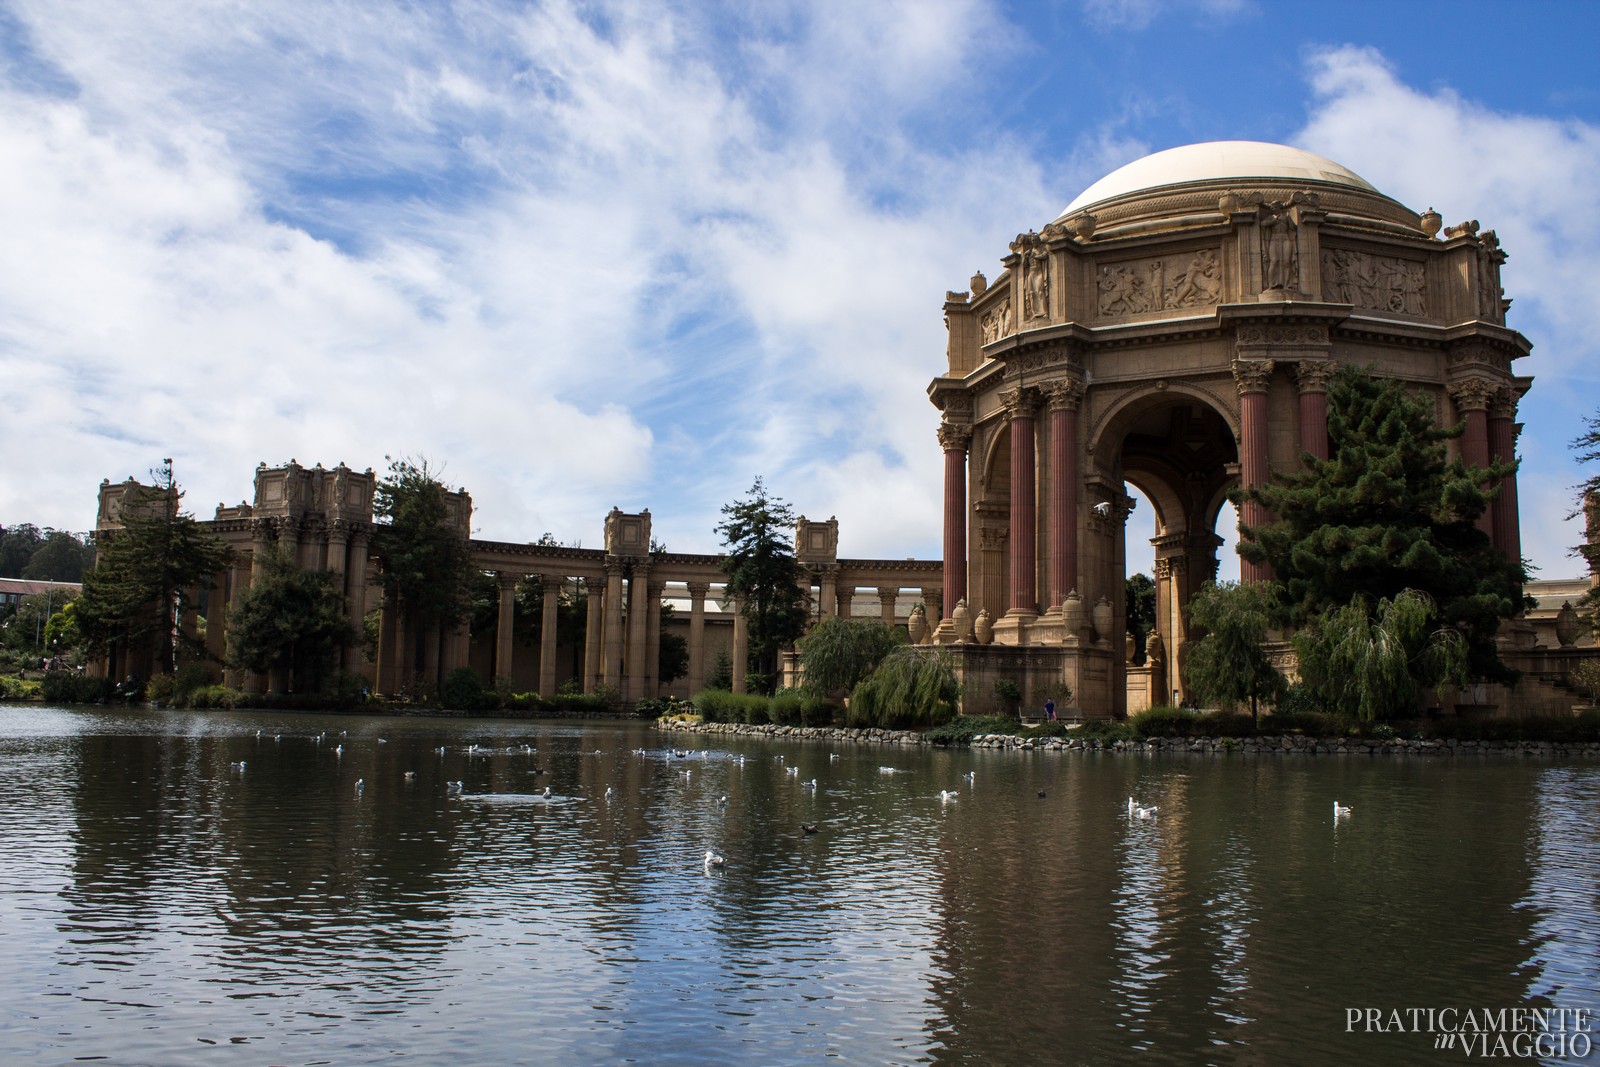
xmin=1233 ymin=359 xmax=1275 ymax=584
xmin=1450 ymin=377 xmax=1496 ymax=538
xmin=1293 ymin=360 xmax=1333 ymax=463
xmin=495 ymin=571 xmax=518 ymax=682
xmin=1044 ymin=379 xmax=1084 ymax=604
xmin=539 ymin=575 xmax=560 ymax=696
xmin=1490 ymin=389 xmax=1523 ymax=564
xmin=686 ymin=581 xmax=709 ymax=695
xmin=1002 ymin=386 xmax=1041 ymax=615
xmin=937 ymin=420 xmax=972 ymax=618
xmin=602 ymin=559 xmax=624 ymax=692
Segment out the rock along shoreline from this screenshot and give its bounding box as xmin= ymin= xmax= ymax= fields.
xmin=657 ymin=720 xmax=1600 ymax=757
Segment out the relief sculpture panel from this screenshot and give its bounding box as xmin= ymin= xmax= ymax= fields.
xmin=980 ymin=299 xmax=1013 ymax=345
xmin=1096 ymin=249 xmax=1220 ymax=317
xmin=1321 ymin=248 xmax=1426 ymax=316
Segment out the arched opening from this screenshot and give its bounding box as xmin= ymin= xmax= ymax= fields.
xmin=1095 ymin=390 xmax=1239 ymax=708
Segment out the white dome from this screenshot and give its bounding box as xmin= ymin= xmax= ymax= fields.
xmin=1061 ymin=141 xmax=1378 ymax=216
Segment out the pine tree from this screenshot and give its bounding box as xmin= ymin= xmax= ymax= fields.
xmin=76 ymin=461 xmax=233 ymax=678
xmin=1237 ymin=366 xmax=1525 ymax=681
xmin=716 ymin=477 xmax=809 ymax=694
xmin=227 ymin=545 xmax=354 ymax=692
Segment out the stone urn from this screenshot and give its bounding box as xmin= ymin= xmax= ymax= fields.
xmin=908 ymin=604 xmax=928 ymax=644
xmin=1069 ymin=213 xmax=1096 ymax=239
xmin=1218 ymin=190 xmax=1240 ymax=214
xmin=952 ymin=599 xmax=972 ymax=643
xmin=1555 ymin=601 xmax=1580 ymax=648
xmin=1420 ymin=207 xmax=1442 ymax=237
xmin=1091 ymin=597 xmax=1113 ymax=643
xmin=1146 ymin=630 xmax=1165 ymax=663
xmin=970 ymin=270 xmax=988 ymax=297
xmin=1125 ymin=632 xmax=1137 ymax=663
xmin=1061 ymin=591 xmax=1085 ymax=638
xmin=975 ymin=608 xmax=994 ymax=645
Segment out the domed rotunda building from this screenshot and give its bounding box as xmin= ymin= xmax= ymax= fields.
xmin=927 ymin=141 xmax=1530 ymax=717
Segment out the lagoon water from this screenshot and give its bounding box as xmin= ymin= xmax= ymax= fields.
xmin=1 ymin=705 xmax=1597 ymax=1065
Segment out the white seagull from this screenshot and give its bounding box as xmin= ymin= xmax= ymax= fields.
xmin=1334 ymin=801 xmax=1353 ymax=819
xmin=704 ymin=850 xmax=726 ymax=869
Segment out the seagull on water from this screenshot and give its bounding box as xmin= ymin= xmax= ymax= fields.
xmin=355 ymin=778 xmax=364 ymax=795
xmin=801 ymin=823 xmax=820 ymax=834
xmin=940 ymin=790 xmax=959 ymax=802
xmin=229 ymin=760 xmax=246 ymax=773
xmin=1334 ymin=801 xmax=1353 ymax=819
xmin=543 ymin=786 xmax=552 ymax=798
xmin=704 ymin=850 xmax=726 ymax=869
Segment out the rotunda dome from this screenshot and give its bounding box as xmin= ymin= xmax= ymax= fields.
xmin=1062 ymin=141 xmax=1377 ymax=215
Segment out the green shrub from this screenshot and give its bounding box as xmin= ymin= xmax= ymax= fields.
xmin=635 ymin=696 xmax=695 ymax=719
xmin=992 ymin=678 xmax=1021 ymax=713
xmin=505 ymin=691 xmax=546 ymax=712
xmin=145 ymin=672 xmax=176 ymax=704
xmin=183 ymin=684 xmax=240 ymax=709
xmin=0 ymin=675 xmax=40 ymax=700
xmin=440 ymin=667 xmax=491 ymax=711
xmin=1263 ymin=710 xmax=1343 ymax=736
xmin=925 ymin=715 xmax=1019 ymax=745
xmin=849 ymin=647 xmax=958 ymax=729
xmin=1072 ymin=718 xmax=1135 ymax=741
xmin=42 ymin=672 xmax=110 ymax=704
xmin=1130 ymin=706 xmax=1198 ymax=737
xmin=548 ymin=691 xmax=613 ymax=714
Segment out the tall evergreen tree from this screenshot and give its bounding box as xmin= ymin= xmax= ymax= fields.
xmin=75 ymin=461 xmax=233 ymax=677
xmin=716 ymin=477 xmax=809 ymax=694
xmin=227 ymin=545 xmax=354 ymax=692
xmin=370 ymin=458 xmax=476 ymax=684
xmin=1237 ymin=366 xmax=1526 ymax=681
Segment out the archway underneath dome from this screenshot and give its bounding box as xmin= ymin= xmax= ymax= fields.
xmin=1100 ymin=394 xmax=1238 ymax=708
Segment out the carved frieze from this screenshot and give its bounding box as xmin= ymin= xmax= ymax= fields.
xmin=1005 ymin=344 xmax=1081 ymax=375
xmin=980 ymin=299 xmax=1013 ymax=344
xmin=1321 ymin=248 xmax=1426 ymax=316
xmin=1235 ymin=324 xmax=1329 ymax=348
xmin=1097 ymin=248 xmax=1220 ymax=317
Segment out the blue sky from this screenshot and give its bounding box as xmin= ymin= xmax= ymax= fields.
xmin=2 ymin=0 xmax=1597 ymax=583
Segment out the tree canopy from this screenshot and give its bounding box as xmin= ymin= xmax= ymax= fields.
xmin=1237 ymin=365 xmax=1525 ymax=682
xmin=1183 ymin=580 xmax=1285 ymax=723
xmin=227 ymin=545 xmax=354 ymax=692
xmin=371 ymin=457 xmax=475 ymax=632
xmin=716 ymin=477 xmax=809 ymax=694
xmin=74 ymin=461 xmax=233 ymax=677
xmin=796 ymin=617 xmax=905 ymax=696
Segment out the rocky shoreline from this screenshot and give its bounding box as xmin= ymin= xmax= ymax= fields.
xmin=657 ymin=720 xmax=1600 ymax=757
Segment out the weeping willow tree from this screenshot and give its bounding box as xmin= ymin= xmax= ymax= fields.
xmin=1294 ymin=589 xmax=1469 ymax=721
xmin=796 ymin=617 xmax=905 ymax=697
xmin=847 ymin=646 xmax=959 ymax=729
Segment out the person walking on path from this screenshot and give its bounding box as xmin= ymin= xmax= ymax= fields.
xmin=1044 ymin=697 xmax=1056 ymax=722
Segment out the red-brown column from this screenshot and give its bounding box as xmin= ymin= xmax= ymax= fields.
xmin=1003 ymin=387 xmax=1040 ymax=614
xmin=1489 ymin=393 xmax=1522 ymax=567
xmin=937 ymin=421 xmax=972 ymax=617
xmin=1234 ymin=360 xmax=1274 ymax=584
xmin=1046 ymin=379 xmax=1084 ymax=604
xmin=1451 ymin=379 xmax=1495 ymax=539
xmin=1293 ymin=361 xmax=1332 ymax=462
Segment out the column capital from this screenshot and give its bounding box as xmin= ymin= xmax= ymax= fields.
xmin=1490 ymin=386 xmax=1520 ymax=421
xmin=1292 ymin=360 xmax=1335 ymax=394
xmin=496 ymin=570 xmax=521 ymax=590
xmin=1042 ymin=377 xmax=1086 ymax=411
xmin=603 ymin=558 xmax=626 ymax=578
xmin=327 ymin=518 xmax=352 ymax=542
xmin=686 ymin=581 xmax=710 ymax=599
xmin=999 ymin=385 xmax=1042 ymax=419
xmin=1231 ymin=358 xmax=1275 ymax=394
xmin=936 ymin=420 xmax=973 ymax=452
xmin=1448 ymin=376 xmax=1497 ymax=412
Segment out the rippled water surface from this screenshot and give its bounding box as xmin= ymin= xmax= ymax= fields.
xmin=2 ymin=706 xmax=1597 ymax=1065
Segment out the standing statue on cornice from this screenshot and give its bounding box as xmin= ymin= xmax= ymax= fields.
xmin=1261 ymin=205 xmax=1298 ymax=291
xmin=1024 ymin=244 xmax=1050 ymax=321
